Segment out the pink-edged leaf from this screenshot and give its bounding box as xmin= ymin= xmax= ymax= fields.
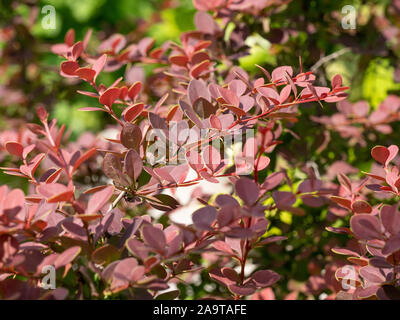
xmin=99 ymin=87 xmax=120 ymax=107
xmin=120 ymin=123 xmax=142 ymax=151
xmin=142 ymin=225 xmax=166 ymax=253
xmin=382 ymin=235 xmax=400 ymax=255
xmin=192 ymin=206 xmax=217 ymax=230
xmin=127 ymin=81 xmax=142 ymax=101
xmin=92 ymin=54 xmax=107 ymax=82
xmin=258 ymin=87 xmax=280 ymax=105
xmin=218 ymin=87 xmax=240 ymax=108
xmin=71 ymin=41 xmax=83 ymax=61
xmin=386 ymin=145 xmax=399 ymax=166
xmin=251 ymin=270 xmax=280 ymax=288
xmin=86 ymin=185 xmax=114 ymax=214
xmin=212 ymin=240 xmax=235 ymax=255
xmin=272 ymin=66 xmax=293 ymax=82
xmin=359 ymin=266 xmax=386 ymax=284
xmin=124 ymin=149 xmax=143 ymax=181
xmin=279 ymin=85 xmax=291 ymax=103
xmin=262 ymin=172 xmax=285 ymax=191
xmin=148 ymin=112 xmax=168 ymax=130
xmin=64 ymin=28 xmax=75 ymax=46
xmin=72 ymin=147 xmax=97 ymax=172
xmin=199 ymin=170 xmax=219 ymax=183
xmin=229 ymin=80 xmax=246 ymax=97
xmin=3 ymin=189 xmax=25 ymax=221
xmin=190 ymin=60 xmax=211 ymax=78
xmin=352 ymin=200 xmax=372 ymax=214
xmin=186 ymin=150 xmax=204 ymax=173
xmin=222 ymin=267 xmax=240 ymax=283
xmin=209 ymin=268 xmax=236 ymax=287
xmin=338 ymin=173 xmax=352 ymax=193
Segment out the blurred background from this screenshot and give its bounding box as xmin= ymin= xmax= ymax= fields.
xmin=1 ymin=0 xmax=400 ymax=299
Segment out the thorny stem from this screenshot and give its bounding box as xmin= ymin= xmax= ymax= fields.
xmin=106 ymin=190 xmax=126 ymax=214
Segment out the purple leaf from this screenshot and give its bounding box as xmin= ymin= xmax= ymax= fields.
xmin=192 ymin=206 xmax=217 ymax=230
xmin=86 ymin=185 xmax=114 ymax=214
xmin=382 ymin=235 xmax=400 ymax=255
xmin=188 ymin=79 xmax=211 ymax=104
xmin=228 ymin=283 xmax=256 ymax=296
xmin=251 ymin=270 xmax=280 ymax=288
xmin=142 ymin=225 xmax=166 ymax=253
xmin=235 ymin=178 xmax=259 ymax=206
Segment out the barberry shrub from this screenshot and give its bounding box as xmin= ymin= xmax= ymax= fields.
xmin=0 ymin=0 xmax=365 ymax=300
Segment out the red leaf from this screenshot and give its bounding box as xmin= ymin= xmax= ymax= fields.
xmin=73 ymin=147 xmax=97 ymax=172
xmin=169 ymin=55 xmax=188 ymax=67
xmin=331 ymin=74 xmax=343 ymax=89
xmin=71 ymin=41 xmax=83 ymax=61
xmin=235 ymin=178 xmax=259 ymax=206
xmin=380 ymin=205 xmax=400 ymax=236
xmin=124 ymin=149 xmax=143 ymax=180
xmin=190 ymin=60 xmax=211 ymax=78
